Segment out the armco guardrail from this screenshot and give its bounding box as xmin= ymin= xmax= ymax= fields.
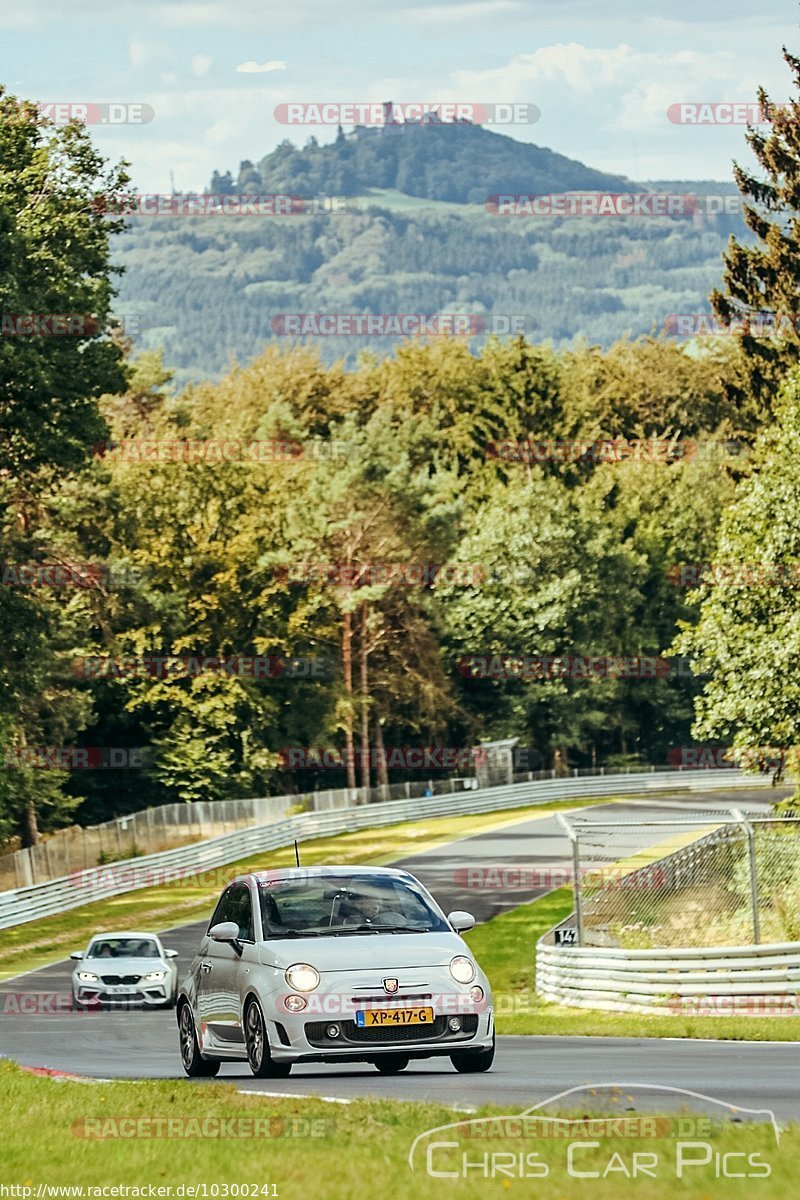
xmin=0 ymin=767 xmax=772 ymax=930
xmin=535 ymin=941 xmax=800 ymax=1015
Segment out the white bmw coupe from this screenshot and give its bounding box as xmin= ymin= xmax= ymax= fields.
xmin=177 ymin=866 xmax=494 ymax=1077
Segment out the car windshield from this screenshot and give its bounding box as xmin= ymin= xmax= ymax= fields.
xmin=257 ymin=874 xmax=449 ymax=939
xmin=87 ymin=938 xmax=160 ymax=958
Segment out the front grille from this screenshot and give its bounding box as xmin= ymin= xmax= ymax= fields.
xmin=100 ymin=974 xmax=141 ymax=985
xmin=305 ymin=1015 xmax=478 ymax=1048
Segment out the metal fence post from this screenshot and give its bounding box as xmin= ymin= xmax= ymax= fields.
xmin=556 ymin=813 xmax=583 ymax=945
xmin=732 ymin=808 xmax=760 ymax=944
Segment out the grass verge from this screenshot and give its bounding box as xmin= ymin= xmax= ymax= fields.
xmin=0 ymin=1060 xmax=795 ymax=1197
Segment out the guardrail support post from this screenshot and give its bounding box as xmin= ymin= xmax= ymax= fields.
xmin=556 ymin=813 xmax=583 ymax=945
xmin=732 ymin=808 xmax=760 ymax=944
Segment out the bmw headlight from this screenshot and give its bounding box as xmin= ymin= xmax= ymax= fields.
xmin=77 ymin=971 xmax=99 ymax=982
xmin=285 ymin=963 xmax=320 ymax=992
xmin=449 ymin=955 xmax=476 ymax=984
xmin=144 ymin=971 xmax=166 ymax=981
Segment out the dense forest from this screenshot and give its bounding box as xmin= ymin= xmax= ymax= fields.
xmin=3 ymin=53 xmax=800 ymax=847
xmin=115 ymin=199 xmax=747 ymax=384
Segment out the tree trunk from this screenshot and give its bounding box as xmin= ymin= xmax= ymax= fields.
xmin=342 ymin=609 xmax=356 ymax=789
xmin=18 ymin=729 xmax=40 ymax=848
xmin=21 ymin=795 xmax=40 ymax=849
xmin=374 ymin=714 xmax=389 ymax=790
xmin=359 ymin=602 xmax=370 ymax=796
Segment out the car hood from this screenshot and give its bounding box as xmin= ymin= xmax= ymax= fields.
xmin=74 ymin=958 xmax=171 ymax=974
xmin=259 ymin=931 xmax=466 ymax=972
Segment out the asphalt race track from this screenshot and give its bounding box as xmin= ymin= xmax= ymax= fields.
xmin=2 ymin=787 xmax=798 ymax=1120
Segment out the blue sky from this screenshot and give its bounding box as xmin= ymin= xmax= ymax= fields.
xmin=2 ymin=0 xmax=798 ymax=192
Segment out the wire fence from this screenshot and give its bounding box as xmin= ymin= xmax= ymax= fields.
xmin=0 ymin=775 xmax=485 ymax=890
xmin=558 ymin=810 xmax=800 ymax=948
xmin=0 ymin=762 xmax=679 ymax=891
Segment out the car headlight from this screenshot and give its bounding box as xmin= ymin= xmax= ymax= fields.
xmin=285 ymin=963 xmax=320 ymax=992
xmin=77 ymin=971 xmax=99 ymax=982
xmin=144 ymin=971 xmax=166 ymax=981
xmin=449 ymin=955 xmax=476 ymax=984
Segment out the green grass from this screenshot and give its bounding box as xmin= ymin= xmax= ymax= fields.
xmin=0 ymin=798 xmax=602 ymax=981
xmin=464 ymin=889 xmax=800 ymax=1041
xmin=1 ymin=1060 xmax=796 ymax=1197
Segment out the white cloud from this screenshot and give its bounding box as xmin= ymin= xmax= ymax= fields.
xmin=236 ymin=60 xmax=287 ymax=74
xmin=192 ymin=54 xmax=213 ymax=77
xmin=128 ymin=38 xmax=174 ymax=70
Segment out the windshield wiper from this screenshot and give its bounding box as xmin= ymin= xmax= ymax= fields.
xmin=264 ymin=929 xmax=324 ymax=939
xmin=329 ymin=924 xmax=433 ymax=934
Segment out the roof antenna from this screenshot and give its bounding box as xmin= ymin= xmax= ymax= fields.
xmin=294 ymin=839 xmax=300 ymax=868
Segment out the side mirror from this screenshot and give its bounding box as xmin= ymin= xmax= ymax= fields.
xmin=163 ymin=949 xmax=179 ymax=958
xmin=447 ymin=910 xmax=476 ymax=933
xmin=208 ymin=921 xmax=242 ymax=951
xmin=69 ymin=951 xmax=83 ymax=960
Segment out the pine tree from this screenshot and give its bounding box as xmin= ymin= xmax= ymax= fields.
xmin=710 ymin=48 xmax=800 ymax=404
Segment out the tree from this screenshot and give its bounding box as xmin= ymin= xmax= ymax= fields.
xmin=710 ymin=48 xmax=800 ymax=406
xmin=0 ymin=89 xmax=129 ymax=844
xmin=674 ymin=368 xmax=800 ymax=791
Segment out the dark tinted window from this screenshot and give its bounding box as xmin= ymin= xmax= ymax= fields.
xmin=208 ymin=885 xmax=254 ymax=941
xmin=257 ymin=874 xmax=448 ymax=939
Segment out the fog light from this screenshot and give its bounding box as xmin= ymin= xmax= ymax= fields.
xmin=326 ymin=1023 xmax=340 ymax=1038
xmin=448 ymin=1017 xmax=462 ymax=1032
xmin=470 ymin=985 xmax=484 ymax=1003
xmin=285 ymin=994 xmax=307 ymax=1013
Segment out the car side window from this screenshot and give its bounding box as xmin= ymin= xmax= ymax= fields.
xmin=208 ymin=885 xmax=254 ymax=942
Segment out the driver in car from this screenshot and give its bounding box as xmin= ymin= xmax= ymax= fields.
xmin=342 ymin=892 xmax=404 ymax=926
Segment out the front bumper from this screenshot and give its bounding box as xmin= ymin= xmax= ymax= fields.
xmin=74 ymin=981 xmax=172 ymax=1007
xmin=266 ymin=1006 xmax=494 ymax=1063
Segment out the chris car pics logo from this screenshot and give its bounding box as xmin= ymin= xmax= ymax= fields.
xmin=408 ymin=1085 xmax=779 ymax=1181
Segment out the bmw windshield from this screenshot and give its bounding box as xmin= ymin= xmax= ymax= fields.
xmin=257 ymin=874 xmax=450 ymax=939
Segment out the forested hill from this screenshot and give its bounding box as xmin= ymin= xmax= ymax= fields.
xmin=211 ymin=119 xmax=637 ymax=204
xmin=113 ymin=125 xmax=746 ymax=383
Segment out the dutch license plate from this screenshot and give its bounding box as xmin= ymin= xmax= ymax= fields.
xmin=356 ymin=1006 xmax=434 ymax=1027
xmin=105 ymin=985 xmax=134 ymax=994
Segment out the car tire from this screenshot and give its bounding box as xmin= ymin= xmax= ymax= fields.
xmin=450 ymin=1033 xmax=495 ymax=1074
xmin=244 ymin=999 xmax=292 ymax=1078
xmin=373 ymin=1055 xmax=410 ymax=1074
xmin=178 ymin=1002 xmax=220 ymax=1077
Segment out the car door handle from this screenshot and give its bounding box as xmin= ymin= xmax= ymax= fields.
xmin=200 ymin=962 xmax=213 ymax=974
